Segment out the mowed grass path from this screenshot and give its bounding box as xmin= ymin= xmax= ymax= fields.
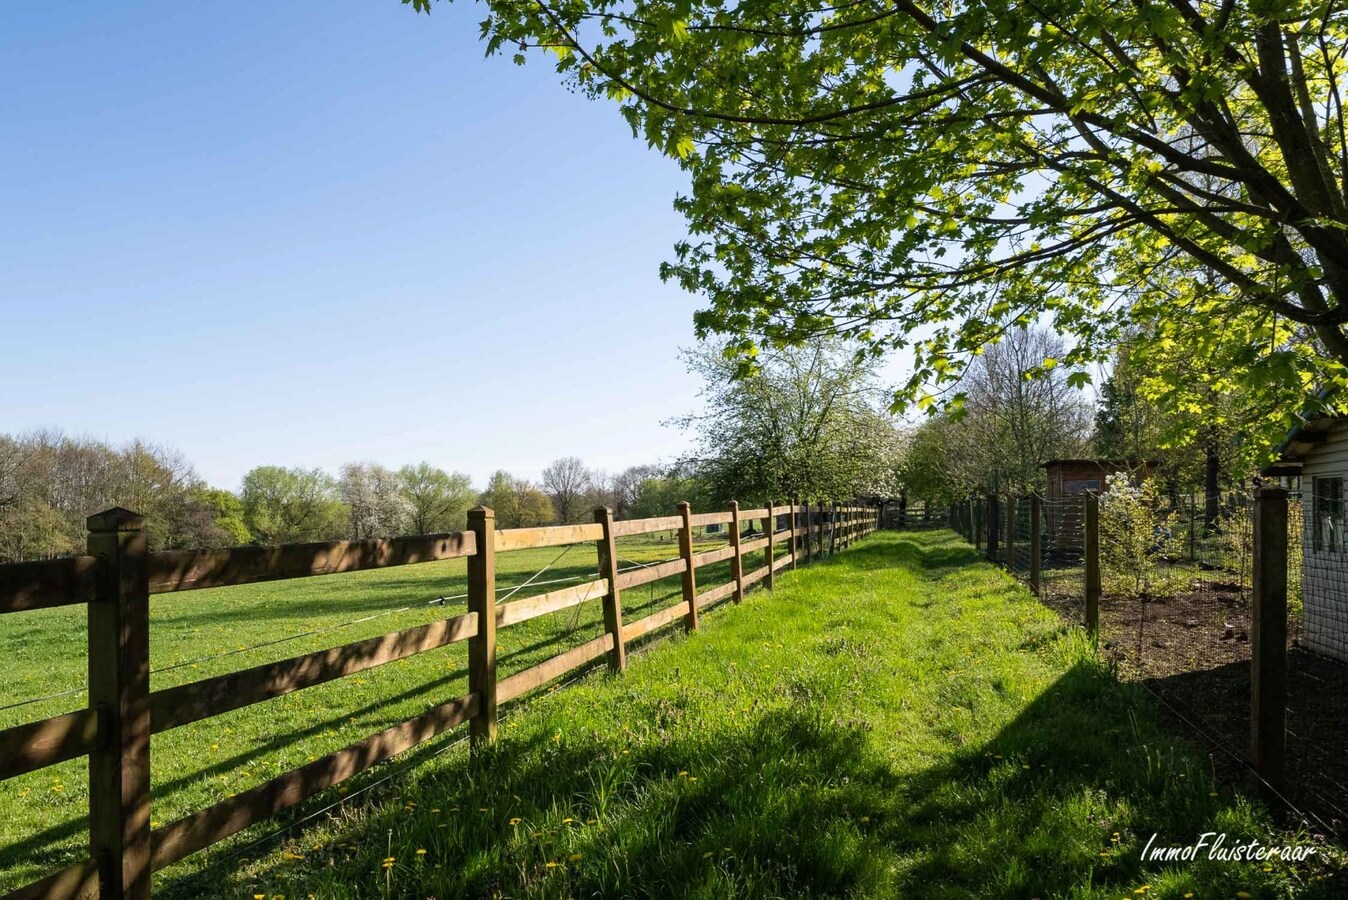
xmin=181 ymin=531 xmax=1339 ymax=899
xmin=1 ymin=528 xmax=746 ymax=892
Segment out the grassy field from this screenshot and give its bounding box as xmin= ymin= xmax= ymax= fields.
xmin=0 ymin=525 xmax=763 ymax=893
xmin=157 ymin=530 xmax=1340 ymax=899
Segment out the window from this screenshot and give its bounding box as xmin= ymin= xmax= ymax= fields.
xmin=1064 ymin=478 xmax=1102 ymax=495
xmin=1314 ymin=476 xmax=1345 ymax=552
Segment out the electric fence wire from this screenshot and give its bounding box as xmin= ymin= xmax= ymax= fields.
xmin=151 ymin=592 xmax=471 ymax=677
xmin=160 ymin=642 xmax=622 ymax=897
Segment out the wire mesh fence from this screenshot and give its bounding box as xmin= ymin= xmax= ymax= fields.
xmin=1039 ymin=496 xmax=1087 ymax=625
xmin=966 ymin=487 xmax=1348 ymax=835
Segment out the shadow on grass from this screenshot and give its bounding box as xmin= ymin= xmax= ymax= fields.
xmin=155 ymin=532 xmax=1336 ymax=899
xmin=170 ymin=658 xmax=1327 ymax=899
xmin=1142 ymin=651 xmax=1348 ymax=835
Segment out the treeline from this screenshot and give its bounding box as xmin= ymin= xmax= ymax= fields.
xmin=0 ymin=341 xmax=928 ymax=562
xmin=0 ymin=432 xmax=745 ymax=561
xmin=895 ymin=324 xmax=1259 ymax=509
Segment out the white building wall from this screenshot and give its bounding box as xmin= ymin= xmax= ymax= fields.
xmin=1300 ymin=423 xmax=1348 ymax=662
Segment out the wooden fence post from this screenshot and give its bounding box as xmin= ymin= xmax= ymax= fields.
xmin=1005 ymin=496 xmax=1017 ymax=572
xmin=827 ymin=502 xmax=836 ymax=557
xmin=1251 ymin=486 xmax=1288 ymax=798
xmin=677 ymin=501 xmax=699 ymax=632
xmin=466 ymin=506 xmax=498 ymax=746
xmin=765 ymin=501 xmax=776 ymax=589
xmin=789 ymin=498 xmax=799 ymax=570
xmin=973 ymin=499 xmax=982 ymax=551
xmin=729 ymin=501 xmax=745 ymax=602
xmin=802 ymin=502 xmax=813 ymax=565
xmin=594 ymin=506 xmax=627 ymax=671
xmin=1085 ymin=493 xmax=1100 ymax=636
xmin=86 ymin=508 xmax=152 ymax=900
xmin=1029 ymin=494 xmax=1042 ymax=596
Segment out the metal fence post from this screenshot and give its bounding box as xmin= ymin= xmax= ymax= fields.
xmin=1085 ymin=493 xmax=1100 ymax=635
xmin=467 ymin=506 xmax=498 ymax=746
xmin=86 ymin=508 xmax=152 ymax=900
xmin=594 ymin=506 xmax=627 ymax=672
xmin=1251 ymin=486 xmax=1288 ymax=799
xmin=1006 ymin=495 xmax=1017 ymax=573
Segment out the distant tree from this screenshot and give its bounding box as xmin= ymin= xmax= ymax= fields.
xmin=679 ymin=342 xmax=901 ymax=503
xmin=541 ymin=457 xmax=594 ymax=524
xmin=338 ymin=463 xmax=412 ymax=540
xmin=240 ymin=466 xmax=348 ymax=545
xmin=897 ymin=420 xmax=958 ymax=506
xmin=398 ymin=463 xmax=475 ymax=534
xmin=607 ymin=464 xmax=662 ymax=519
xmin=0 ymin=430 xmax=216 ymax=560
xmin=1094 ymin=344 xmax=1165 ymax=461
xmin=174 ymin=486 xmax=253 ymax=548
xmin=480 ymin=470 xmax=555 ymax=528
xmin=630 ymin=470 xmax=712 ymax=519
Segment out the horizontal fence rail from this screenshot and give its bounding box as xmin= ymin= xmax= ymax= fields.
xmin=0 ymin=500 xmax=878 ymax=900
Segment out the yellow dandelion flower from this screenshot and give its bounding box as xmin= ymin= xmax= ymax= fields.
xmin=1236 ymin=893 xmax=1251 ymax=899
xmin=510 ymin=817 xmax=522 ymax=826
xmin=702 ymin=851 xmax=713 ymax=859
xmin=1134 ymin=887 xmax=1150 ymax=895
xmin=546 ymin=861 xmax=560 ymax=868
xmin=569 ymin=853 xmax=583 ymax=862
xmin=860 ymin=816 xmax=870 ymax=824
xmin=416 ymin=849 xmax=427 ymax=857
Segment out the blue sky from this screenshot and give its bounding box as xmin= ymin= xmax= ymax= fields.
xmin=0 ymin=1 xmax=707 ymax=490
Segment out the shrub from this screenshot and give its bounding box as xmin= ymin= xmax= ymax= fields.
xmin=1099 ymin=474 xmax=1176 ymax=600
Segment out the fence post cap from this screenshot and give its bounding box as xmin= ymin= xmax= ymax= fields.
xmin=728 ymin=500 xmax=739 ymax=509
xmin=593 ymin=506 xmax=613 ymax=518
xmin=676 ymin=500 xmax=691 ymax=510
xmin=87 ymin=507 xmax=145 ymax=532
xmin=467 ymin=506 xmax=495 ymax=520
xmin=1255 ymin=486 xmax=1289 ymax=500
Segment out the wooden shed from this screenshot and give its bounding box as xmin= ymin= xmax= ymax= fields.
xmin=1040 ymin=458 xmax=1154 ymax=550
xmin=1041 ymin=458 xmax=1154 ymax=501
xmin=1268 ymin=415 xmax=1348 ymax=662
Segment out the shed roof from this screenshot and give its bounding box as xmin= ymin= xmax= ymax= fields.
xmin=1266 ymin=414 xmax=1343 ymax=476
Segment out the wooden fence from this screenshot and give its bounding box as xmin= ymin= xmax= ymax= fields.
xmin=0 ymin=500 xmax=877 ymax=900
